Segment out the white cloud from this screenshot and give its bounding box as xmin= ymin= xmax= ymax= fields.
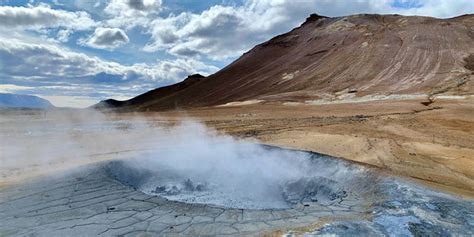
xmin=0 ymin=36 xmax=124 ymax=78
xmin=56 ymin=29 xmax=72 ymax=42
xmin=0 ymin=34 xmax=218 ymax=106
xmin=104 ymin=0 xmax=162 ymax=28
xmin=0 ymin=4 xmax=96 ymax=30
xmin=0 ymin=84 xmax=35 ymax=93
xmin=144 ymin=0 xmax=474 ymax=60
xmin=0 ymin=35 xmax=218 ymax=81
xmin=125 ymin=0 xmax=162 ymax=11
xmin=80 ymin=27 xmax=129 ymax=50
xmin=144 ymin=3 xmax=312 ymax=60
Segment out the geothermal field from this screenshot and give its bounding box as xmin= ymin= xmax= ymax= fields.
xmin=1 ymin=2 xmax=474 ymax=236
xmin=1 ymin=108 xmax=473 ymax=236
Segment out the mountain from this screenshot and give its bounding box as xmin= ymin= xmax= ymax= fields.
xmin=96 ymin=13 xmax=474 ymax=111
xmin=0 ymin=93 xmax=54 ymax=109
xmin=94 ymin=74 xmax=206 ymax=110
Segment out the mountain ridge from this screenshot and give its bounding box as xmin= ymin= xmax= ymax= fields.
xmin=0 ymin=93 xmax=54 ymax=109
xmin=96 ymin=13 xmax=474 ymax=111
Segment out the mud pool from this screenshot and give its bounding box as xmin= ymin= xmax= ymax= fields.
xmin=106 ymin=147 xmax=376 ymax=210
xmin=0 ymin=146 xmax=473 ymax=236
xmin=104 ymin=146 xmax=473 ymax=236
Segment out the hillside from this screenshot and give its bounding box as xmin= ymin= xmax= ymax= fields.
xmin=94 ymin=74 xmax=206 ymax=110
xmin=0 ymin=93 xmax=53 ymax=109
xmin=96 ymin=13 xmax=474 ymax=111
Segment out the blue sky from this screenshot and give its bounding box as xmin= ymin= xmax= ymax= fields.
xmin=0 ymin=0 xmax=473 ymax=107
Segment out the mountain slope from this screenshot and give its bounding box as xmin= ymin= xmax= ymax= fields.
xmin=98 ymin=13 xmax=474 ymax=111
xmin=0 ymin=93 xmax=54 ymax=109
xmin=94 ymin=74 xmax=206 ymax=110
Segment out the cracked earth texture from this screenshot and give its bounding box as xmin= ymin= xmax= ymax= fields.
xmin=0 ymin=161 xmax=369 ymax=236
xmin=1 ymin=150 xmax=473 ymax=236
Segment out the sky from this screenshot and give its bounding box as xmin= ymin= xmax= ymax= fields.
xmin=0 ymin=0 xmax=473 ymax=107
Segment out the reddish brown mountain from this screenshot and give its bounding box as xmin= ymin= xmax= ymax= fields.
xmin=95 ymin=74 xmax=206 ymax=109
xmin=96 ymin=13 xmax=474 ymax=111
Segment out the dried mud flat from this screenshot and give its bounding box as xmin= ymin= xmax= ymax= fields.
xmin=0 ymin=97 xmax=473 ymax=236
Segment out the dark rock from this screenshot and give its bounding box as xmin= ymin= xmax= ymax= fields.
xmin=195 ymin=184 xmax=206 ymax=191
xmin=183 ymin=179 xmax=195 ymax=191
xmin=154 ymin=185 xmax=166 ymax=193
xmin=409 ymin=221 xmax=449 ymax=237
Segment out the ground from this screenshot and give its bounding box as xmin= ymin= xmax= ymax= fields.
xmin=0 ymin=97 xmax=473 ymax=236
xmin=1 ymin=146 xmax=473 ymax=236
xmin=1 ymin=163 xmax=370 ymax=236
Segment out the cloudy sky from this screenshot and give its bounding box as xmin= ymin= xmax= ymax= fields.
xmin=0 ymin=0 xmax=473 ymax=107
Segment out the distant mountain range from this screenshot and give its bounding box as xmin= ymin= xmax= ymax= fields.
xmin=95 ymin=13 xmax=474 ymax=111
xmin=0 ymin=93 xmax=54 ymax=109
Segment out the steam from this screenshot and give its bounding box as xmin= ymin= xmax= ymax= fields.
xmin=107 ymin=121 xmax=368 ymax=209
xmin=110 ymin=121 xmax=318 ymax=209
xmin=1 ymin=109 xmax=370 ymax=209
xmin=0 ymin=109 xmax=158 ymax=182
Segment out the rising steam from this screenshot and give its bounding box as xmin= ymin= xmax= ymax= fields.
xmin=1 ymin=109 xmax=371 ymax=209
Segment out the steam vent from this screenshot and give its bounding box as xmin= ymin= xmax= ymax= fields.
xmin=1 ymin=1 xmax=474 ymax=236
xmin=1 ymin=144 xmax=473 ymax=236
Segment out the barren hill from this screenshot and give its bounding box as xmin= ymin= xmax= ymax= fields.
xmin=0 ymin=93 xmax=53 ymax=109
xmin=96 ymin=13 xmax=474 ymax=111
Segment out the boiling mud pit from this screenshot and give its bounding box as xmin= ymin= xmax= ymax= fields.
xmin=107 ymin=147 xmax=373 ymax=210
xmin=106 ymin=146 xmax=474 ymax=236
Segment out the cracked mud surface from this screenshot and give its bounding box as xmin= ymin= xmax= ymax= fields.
xmin=0 ymin=162 xmax=370 ymax=236
xmin=1 ymin=152 xmax=473 ymax=236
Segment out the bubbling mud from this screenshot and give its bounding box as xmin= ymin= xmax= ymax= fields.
xmin=107 ymin=147 xmax=379 ymax=210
